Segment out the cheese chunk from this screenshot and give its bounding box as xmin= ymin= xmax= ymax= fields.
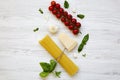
xmin=39 ymin=35 xmax=79 ymax=76
xmin=58 ymin=33 xmax=78 ymax=52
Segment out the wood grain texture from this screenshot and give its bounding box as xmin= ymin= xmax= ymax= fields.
xmin=0 ymin=0 xmax=120 ymax=80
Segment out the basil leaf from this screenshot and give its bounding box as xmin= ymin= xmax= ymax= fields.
xmin=82 ymin=34 xmax=89 ymax=44
xmin=77 ymin=14 xmax=85 ymax=19
xmin=64 ymin=0 xmax=69 ymax=9
xmin=78 ymin=43 xmax=84 ymax=52
xmin=39 ymin=8 xmax=43 ymax=14
xmin=78 ymin=34 xmax=89 ymax=52
xmin=40 ymin=62 xmax=51 ymax=72
xmin=49 ymin=59 xmax=57 ymax=72
xmin=33 ymin=27 xmax=39 ymax=32
xmin=55 ymin=71 xmax=61 ymax=78
xmin=39 ymin=72 xmax=49 ymax=78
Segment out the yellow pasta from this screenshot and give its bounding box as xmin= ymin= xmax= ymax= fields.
xmin=39 ymin=35 xmax=79 ymax=76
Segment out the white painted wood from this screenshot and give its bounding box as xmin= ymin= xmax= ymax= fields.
xmin=0 ymin=0 xmax=120 ymax=80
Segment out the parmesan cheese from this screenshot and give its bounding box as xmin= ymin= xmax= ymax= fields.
xmin=58 ymin=33 xmax=78 ymax=52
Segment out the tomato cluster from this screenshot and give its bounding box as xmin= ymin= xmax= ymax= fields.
xmin=48 ymin=1 xmax=81 ymax=35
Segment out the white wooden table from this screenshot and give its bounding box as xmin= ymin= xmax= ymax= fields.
xmin=0 ymin=0 xmax=120 ymax=80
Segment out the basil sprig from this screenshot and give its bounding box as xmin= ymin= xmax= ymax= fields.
xmin=39 ymin=59 xmax=61 ymax=78
xmin=64 ymin=0 xmax=69 ymax=9
xmin=78 ymin=34 xmax=89 ymax=53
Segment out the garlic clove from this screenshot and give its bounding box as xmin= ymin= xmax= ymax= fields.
xmin=49 ymin=26 xmax=58 ymax=34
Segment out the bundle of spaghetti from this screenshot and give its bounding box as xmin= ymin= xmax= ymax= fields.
xmin=39 ymin=35 xmax=79 ymax=76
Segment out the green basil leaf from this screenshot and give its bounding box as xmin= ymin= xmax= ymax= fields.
xmin=40 ymin=62 xmax=51 ymax=72
xmin=39 ymin=8 xmax=43 ymax=14
xmin=78 ymin=43 xmax=84 ymax=52
xmin=49 ymin=59 xmax=57 ymax=72
xmin=33 ymin=27 xmax=39 ymax=32
xmin=82 ymin=34 xmax=89 ymax=44
xmin=77 ymin=14 xmax=85 ymax=19
xmin=39 ymin=72 xmax=49 ymax=78
xmin=78 ymin=34 xmax=89 ymax=53
xmin=55 ymin=71 xmax=61 ymax=78
xmin=64 ymin=0 xmax=69 ymax=9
